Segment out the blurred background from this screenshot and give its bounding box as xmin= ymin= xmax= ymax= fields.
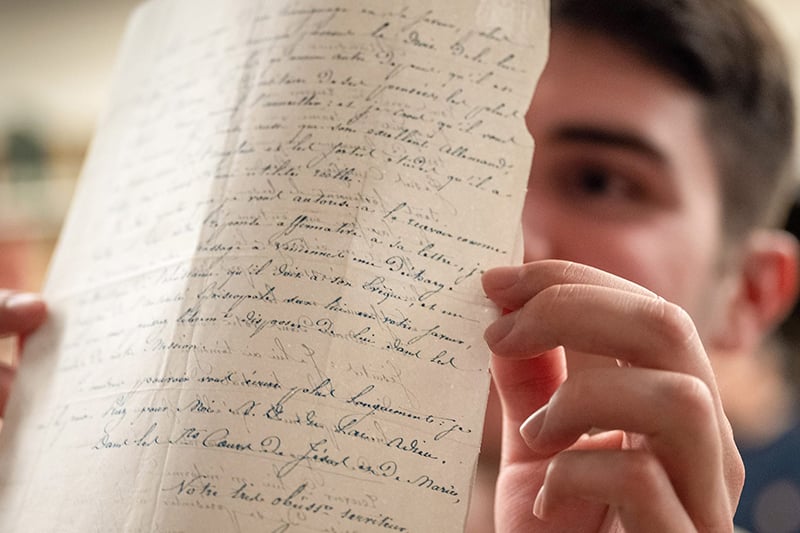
xmin=0 ymin=0 xmax=798 ymax=291
xmin=0 ymin=0 xmax=140 ymax=290
xmin=0 ymin=1 xmax=799 ymax=532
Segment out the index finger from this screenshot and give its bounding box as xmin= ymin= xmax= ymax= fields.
xmin=482 ymin=260 xmax=658 ymax=311
xmin=485 ymin=282 xmax=713 ymax=382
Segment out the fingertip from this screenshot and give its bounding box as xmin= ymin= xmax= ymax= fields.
xmin=484 ymin=312 xmax=516 ymax=350
xmin=533 ymin=485 xmax=547 ymax=520
xmin=1 ymin=292 xmax=47 ymax=334
xmin=520 ymin=404 xmax=548 ymax=447
xmin=7 ymin=292 xmax=44 ymax=309
xmin=482 ymin=265 xmax=522 ymax=293
xmin=11 ymin=293 xmax=47 ymax=319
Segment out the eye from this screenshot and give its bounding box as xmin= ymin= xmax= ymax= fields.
xmin=567 ymin=166 xmax=643 ymax=201
xmin=529 ymin=145 xmax=675 ymax=217
xmin=579 ymin=168 xmax=614 ymax=194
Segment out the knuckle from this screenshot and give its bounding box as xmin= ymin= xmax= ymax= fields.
xmin=558 ymin=260 xmax=582 ymax=282
xmin=531 ymin=284 xmax=569 ymax=317
xmin=517 ymin=261 xmax=540 ymax=286
xmin=551 ymin=371 xmax=589 ymax=408
xmin=658 ymin=374 xmax=715 ymax=423
xmin=544 ymin=449 xmax=572 ymax=481
xmin=729 ymin=449 xmax=746 ymax=498
xmin=531 ymin=259 xmax=587 ymax=286
xmin=617 ymin=452 xmax=665 ymax=498
xmin=536 ymin=283 xmax=566 ymax=304
xmin=651 ymin=299 xmax=700 ymax=352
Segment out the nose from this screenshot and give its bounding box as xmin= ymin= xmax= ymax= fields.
xmin=521 ymin=195 xmax=552 ymax=263
xmin=522 ymin=228 xmax=551 ymax=263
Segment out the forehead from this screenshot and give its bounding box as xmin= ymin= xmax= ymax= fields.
xmin=529 ymin=26 xmax=721 ymax=202
xmin=532 ymin=27 xmax=700 ymax=144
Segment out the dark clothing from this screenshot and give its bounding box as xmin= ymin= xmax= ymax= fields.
xmin=735 ymin=420 xmax=800 ymax=533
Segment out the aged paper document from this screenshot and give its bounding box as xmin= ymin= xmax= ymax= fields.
xmin=0 ymin=1 xmax=548 ymax=531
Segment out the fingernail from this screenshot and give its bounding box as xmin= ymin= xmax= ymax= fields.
xmin=484 ymin=312 xmax=516 ymax=347
xmin=520 ymin=403 xmax=548 ymax=446
xmin=5 ymin=293 xmax=43 ymax=309
xmin=533 ymin=484 xmax=546 ymax=519
xmin=482 ymin=266 xmax=521 ymax=291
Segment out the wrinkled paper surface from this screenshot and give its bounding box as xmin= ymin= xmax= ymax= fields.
xmin=0 ymin=1 xmax=548 ymax=531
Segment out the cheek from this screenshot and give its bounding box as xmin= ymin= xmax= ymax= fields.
xmin=521 ymin=180 xmax=723 ymax=317
xmin=611 ymin=236 xmax=712 ymax=306
xmin=523 ymin=206 xmax=718 ymax=313
xmin=590 ymin=223 xmax=720 ymax=320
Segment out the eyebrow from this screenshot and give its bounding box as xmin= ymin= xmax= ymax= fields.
xmin=551 ymin=125 xmax=667 ymax=165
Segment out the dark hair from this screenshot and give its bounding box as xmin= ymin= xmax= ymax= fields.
xmin=552 ymin=0 xmax=796 ymax=238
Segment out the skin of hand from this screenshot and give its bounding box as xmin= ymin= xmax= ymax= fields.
xmin=0 ymin=291 xmax=47 ymax=416
xmin=483 ymin=261 xmax=742 ymax=532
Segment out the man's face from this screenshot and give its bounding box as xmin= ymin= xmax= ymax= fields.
xmin=524 ymin=26 xmax=726 ymax=334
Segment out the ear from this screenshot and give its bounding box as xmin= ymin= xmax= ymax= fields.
xmin=710 ymin=229 xmax=799 ymax=353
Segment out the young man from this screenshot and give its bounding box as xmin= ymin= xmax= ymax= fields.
xmin=1 ymin=0 xmax=797 ymax=531
xmin=473 ymin=0 xmax=798 ymax=531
